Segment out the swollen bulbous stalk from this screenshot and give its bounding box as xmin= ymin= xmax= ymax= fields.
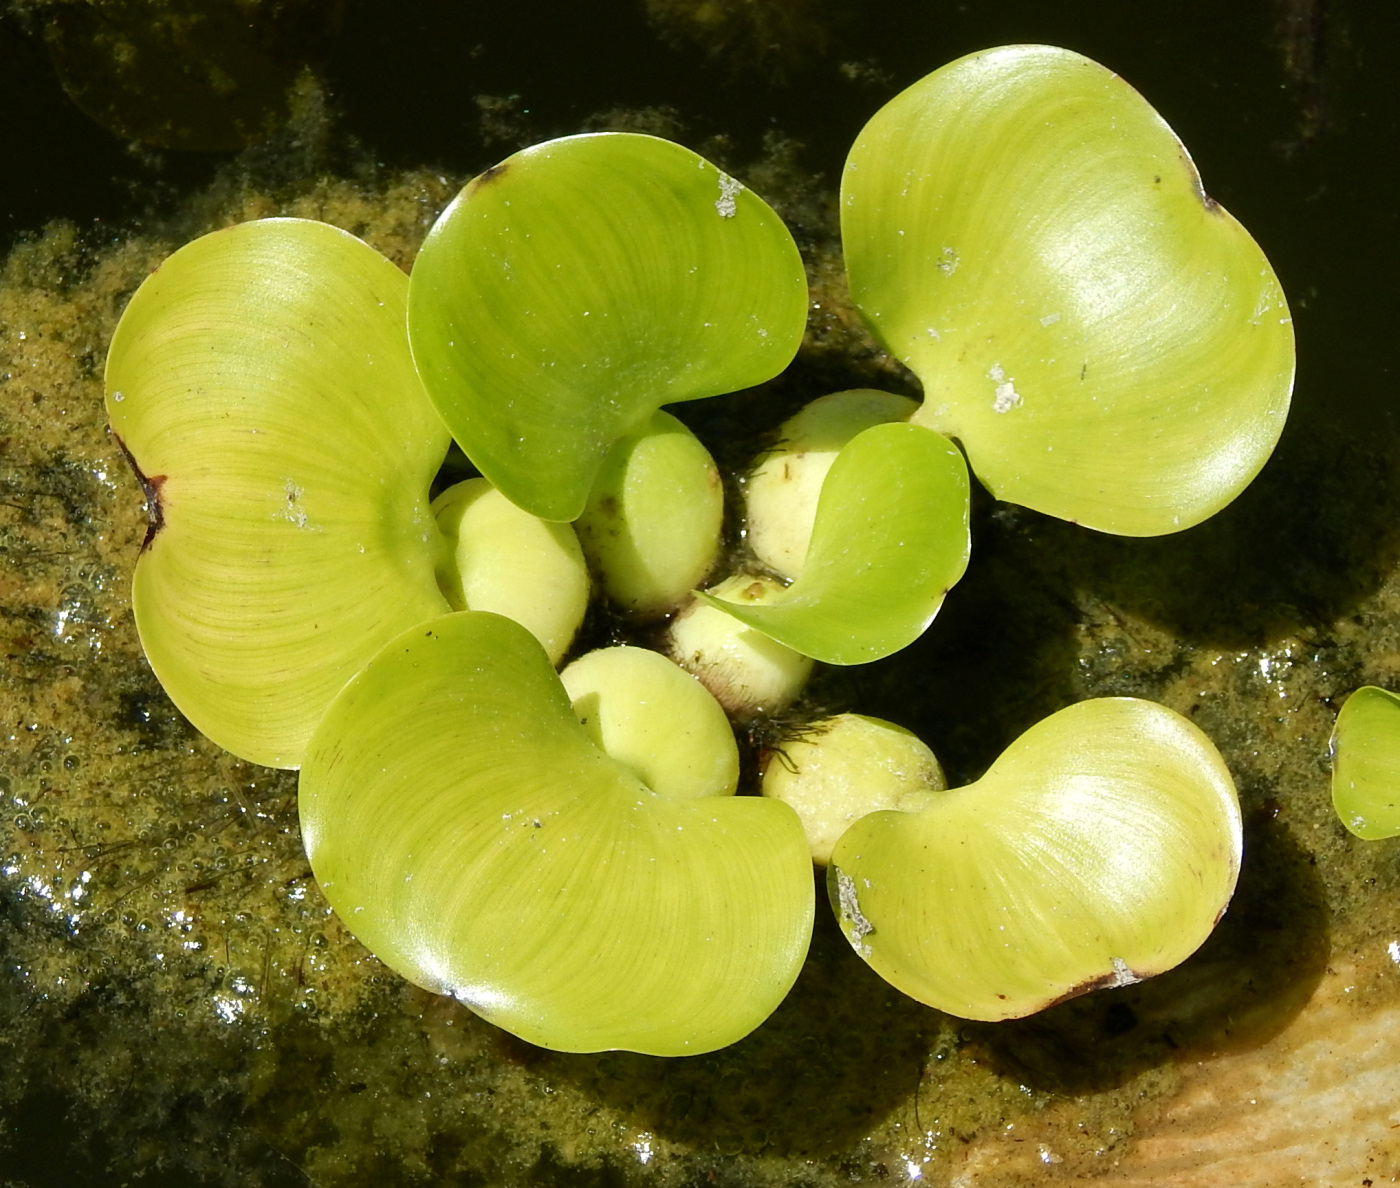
xmin=667 ymin=573 xmax=814 ymax=718
xmin=575 ymin=410 xmax=723 ymax=618
xmin=560 ymin=645 xmax=739 ymax=800
xmin=433 ymin=478 xmax=590 ymax=666
xmin=761 ymin=713 xmax=946 ymax=864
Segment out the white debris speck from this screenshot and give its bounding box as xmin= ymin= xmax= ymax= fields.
xmin=715 ymin=172 xmax=743 ymax=218
xmin=282 ymin=480 xmax=313 ymax=529
xmin=936 ymin=246 xmax=959 ymax=274
xmin=1387 ymin=939 xmax=1400 ymax=967
xmin=834 ymin=867 xmax=874 ymax=957
xmin=112 ymin=390 xmax=125 ymax=402
xmin=989 ymin=363 xmax=1021 ymax=413
xmin=1040 ymin=313 xmax=1061 ymax=326
xmin=1107 ymin=956 xmax=1142 ymax=987
xmin=926 ymin=327 xmax=941 ymax=340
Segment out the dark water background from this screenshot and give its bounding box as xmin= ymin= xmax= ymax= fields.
xmin=2 ymin=1 xmax=1399 ymax=1184
xmin=4 ymin=0 xmax=1397 ymax=440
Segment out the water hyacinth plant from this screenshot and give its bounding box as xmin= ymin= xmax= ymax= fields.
xmin=104 ymin=46 xmax=1294 ymax=1052
xmin=108 ymin=133 xmax=819 ymax=1054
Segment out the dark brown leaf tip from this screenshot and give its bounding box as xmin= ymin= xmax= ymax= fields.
xmin=470 ymin=161 xmax=509 ymax=190
xmin=1179 ymin=149 xmax=1223 ymax=214
xmin=113 ymin=430 xmax=166 ymax=552
xmin=1039 ymin=956 xmax=1147 ymax=1013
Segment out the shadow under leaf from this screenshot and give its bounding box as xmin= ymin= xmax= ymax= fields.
xmin=959 ymin=813 xmax=1329 ymax=1096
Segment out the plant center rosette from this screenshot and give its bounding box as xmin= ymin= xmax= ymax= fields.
xmin=105 ymin=46 xmax=1294 ymax=1053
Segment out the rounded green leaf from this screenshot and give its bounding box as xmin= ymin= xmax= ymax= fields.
xmin=105 ymin=218 xmax=451 ymax=768
xmin=561 ymin=645 xmax=739 ymax=800
xmin=575 ymin=410 xmax=723 ymax=618
xmin=1330 ymin=685 xmax=1400 ymax=840
xmin=300 ymin=611 xmax=814 ymax=1055
xmin=744 ymin=389 xmax=918 ymax=580
xmin=702 ymin=421 xmax=970 ymax=665
xmin=843 ymin=45 xmax=1294 ymax=535
xmin=407 ymin=132 xmax=809 ymax=522
xmin=829 ymin=697 xmax=1241 ymax=1021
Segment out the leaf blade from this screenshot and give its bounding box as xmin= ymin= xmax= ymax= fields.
xmin=301 ymin=611 xmax=814 ymax=1055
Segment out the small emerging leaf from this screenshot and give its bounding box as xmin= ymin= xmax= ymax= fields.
xmin=703 ymin=422 xmax=970 ymax=665
xmin=1330 ymin=686 xmax=1400 ymax=840
xmin=744 ymin=390 xmax=918 ymax=580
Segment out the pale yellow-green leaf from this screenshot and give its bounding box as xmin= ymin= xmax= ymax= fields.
xmin=105 ymin=218 xmax=450 ymax=768
xmin=408 ymin=132 xmax=808 ymax=522
xmin=300 ymin=611 xmax=814 ymax=1055
xmin=829 ymin=697 xmax=1241 ymax=1020
xmin=843 ymin=45 xmax=1294 ymax=535
xmin=1330 ymin=686 xmax=1400 ymax=840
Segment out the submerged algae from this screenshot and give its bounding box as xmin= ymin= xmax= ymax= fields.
xmin=3 ymin=125 xmax=1400 ymax=1188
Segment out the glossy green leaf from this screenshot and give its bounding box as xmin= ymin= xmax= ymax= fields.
xmin=1330 ymin=685 xmax=1400 ymax=840
xmin=829 ymin=697 xmax=1242 ymax=1021
xmin=300 ymin=611 xmax=814 ymax=1055
xmin=702 ymin=422 xmax=970 ymax=665
xmin=105 ymin=218 xmax=451 ymax=768
xmin=407 ymin=132 xmax=808 ymax=522
xmin=843 ymin=45 xmax=1294 ymax=535
xmin=744 ymin=389 xmax=918 ymax=580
